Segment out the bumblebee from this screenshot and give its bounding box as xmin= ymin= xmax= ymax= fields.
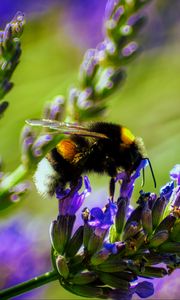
xmin=26 ymin=119 xmax=156 ymax=197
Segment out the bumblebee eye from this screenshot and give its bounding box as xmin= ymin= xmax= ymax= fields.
xmin=121 ymin=127 xmax=135 ymax=145
xmin=56 ymin=139 xmax=77 ymax=161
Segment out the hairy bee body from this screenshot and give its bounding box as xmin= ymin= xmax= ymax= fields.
xmin=33 ymin=122 xmax=146 ymax=197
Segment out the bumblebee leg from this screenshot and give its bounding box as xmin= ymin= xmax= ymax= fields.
xmin=109 ymin=177 xmax=115 ymax=201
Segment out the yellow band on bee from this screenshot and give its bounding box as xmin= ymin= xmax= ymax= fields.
xmin=56 ymin=139 xmax=77 ymax=161
xmin=121 ymin=127 xmax=135 ymax=144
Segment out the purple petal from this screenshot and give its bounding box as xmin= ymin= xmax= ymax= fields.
xmin=91 ymin=207 xmax=104 ymax=220
xmin=103 ymin=201 xmax=117 ymax=226
xmin=57 ymin=176 xmax=91 ymax=216
xmin=112 ymin=6 xmax=124 ymax=23
xmin=105 ymin=0 xmax=120 ymax=20
xmin=160 ymin=181 xmax=174 ymax=201
xmin=104 ymin=242 xmax=116 ymax=252
xmin=122 ymin=41 xmax=138 ymax=57
xmin=170 ymin=164 xmax=180 ymax=185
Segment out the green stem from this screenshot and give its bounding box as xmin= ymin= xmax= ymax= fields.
xmin=0 ymin=270 xmax=59 ymax=300
xmin=0 ymin=164 xmax=27 ymax=193
xmin=0 ymin=164 xmax=28 ymax=210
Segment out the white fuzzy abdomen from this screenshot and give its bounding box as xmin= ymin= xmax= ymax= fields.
xmin=34 ymin=158 xmax=59 ymax=197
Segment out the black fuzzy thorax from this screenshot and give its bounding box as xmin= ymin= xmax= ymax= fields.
xmin=84 ymin=122 xmax=142 ymax=177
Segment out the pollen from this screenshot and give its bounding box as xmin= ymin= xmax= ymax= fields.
xmin=56 ymin=139 xmax=77 ymax=161
xmin=121 ymin=127 xmax=135 ymax=145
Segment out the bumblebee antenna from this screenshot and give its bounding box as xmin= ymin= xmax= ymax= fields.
xmin=144 ymin=158 xmax=156 ymax=188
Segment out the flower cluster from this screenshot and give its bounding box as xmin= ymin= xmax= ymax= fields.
xmin=50 ymin=164 xmax=180 ymax=299
xmin=0 ymin=12 xmax=25 ymax=116
xmin=67 ymin=0 xmax=152 ymax=122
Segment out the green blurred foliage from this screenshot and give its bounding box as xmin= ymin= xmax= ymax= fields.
xmin=0 ymin=4 xmax=179 ymax=299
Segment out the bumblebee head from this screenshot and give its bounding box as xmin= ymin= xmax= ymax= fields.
xmin=121 ymin=127 xmax=156 ymax=188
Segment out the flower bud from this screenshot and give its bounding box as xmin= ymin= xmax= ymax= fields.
xmin=90 ymin=248 xmax=110 ymax=266
xmin=93 ymin=258 xmax=128 ymax=273
xmin=121 ymin=41 xmax=139 ymax=62
xmin=170 ymin=219 xmax=180 ymax=242
xmin=115 ymin=198 xmax=126 ymax=234
xmin=43 ymin=95 xmax=65 ymax=121
xmin=123 ymin=221 xmax=141 ymax=240
xmin=87 ymin=231 xmax=104 ymax=255
xmin=20 ymin=125 xmax=35 ymax=167
xmin=50 ymin=220 xmax=64 ymax=254
xmin=79 ymin=49 xmax=98 ymax=86
xmin=0 ymin=80 xmax=13 ymax=97
xmin=3 ymin=23 xmax=12 ymax=50
xmin=113 ymin=270 xmax=137 ymax=282
xmin=50 ymin=215 xmax=75 ymax=255
xmin=141 ymin=206 xmax=153 ymax=235
xmin=32 ymin=134 xmax=53 ymax=157
xmin=71 ymin=271 xmax=97 ymax=285
xmin=158 ymin=241 xmax=180 ymax=253
xmin=137 ymin=266 xmax=167 ymax=278
xmin=0 ymin=101 xmax=8 ymax=115
xmin=83 ymin=223 xmax=93 ymax=249
xmin=125 ymin=206 xmax=143 ymax=230
xmin=155 ymin=214 xmax=176 ymax=233
xmin=94 ymin=67 xmax=125 ymax=98
xmin=9 ymin=181 xmax=30 ymax=202
xmin=98 ymin=272 xmax=130 ymax=290
xmin=149 ymin=230 xmax=169 ymax=248
xmin=66 ymin=226 xmax=84 ymax=257
xmin=69 ymin=254 xmax=84 ymax=269
xmin=10 ymin=11 xmax=25 ymax=37
xmin=152 ymin=197 xmax=166 ymax=229
xmin=64 ymin=282 xmax=104 ymax=298
xmin=56 ymin=255 xmax=69 ymax=279
xmin=135 ymin=230 xmax=146 ymax=250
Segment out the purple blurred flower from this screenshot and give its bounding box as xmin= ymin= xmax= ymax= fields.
xmin=0 ymin=215 xmax=50 ymax=299
xmin=62 ymin=0 xmax=106 ymax=48
xmin=149 ymin=269 xmax=180 ymax=300
xmin=0 ymin=0 xmax=59 ymax=27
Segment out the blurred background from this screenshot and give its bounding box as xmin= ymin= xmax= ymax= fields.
xmin=0 ymin=0 xmax=180 ymax=299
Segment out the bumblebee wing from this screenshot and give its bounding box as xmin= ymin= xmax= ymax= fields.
xmin=26 ymin=119 xmax=108 ymax=139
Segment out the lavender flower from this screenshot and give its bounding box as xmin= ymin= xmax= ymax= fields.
xmin=0 ymin=12 xmax=25 ymax=115
xmin=68 ymin=0 xmax=152 ymax=122
xmin=49 ymin=164 xmax=179 ymax=299
xmin=56 ymin=176 xmax=91 ymax=216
